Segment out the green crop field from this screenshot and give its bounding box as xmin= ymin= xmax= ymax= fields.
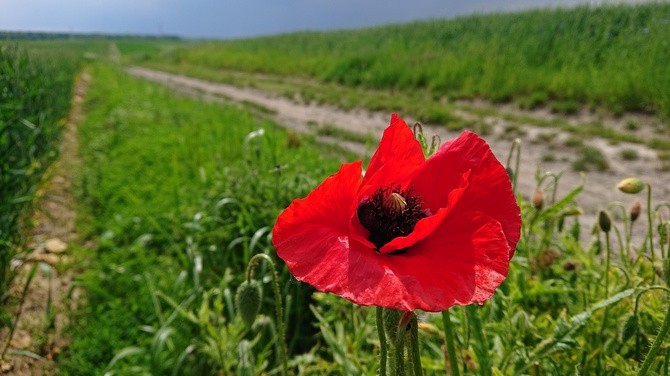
xmin=140 ymin=2 xmax=670 ymax=120
xmin=2 ymin=3 xmax=670 ymax=375
xmin=0 ymin=44 xmax=79 ymax=300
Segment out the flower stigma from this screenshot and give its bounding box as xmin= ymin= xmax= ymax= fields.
xmin=357 ymin=185 xmax=427 ymax=250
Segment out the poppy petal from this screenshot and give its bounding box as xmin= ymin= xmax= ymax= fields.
xmin=412 ymin=131 xmax=520 ymax=256
xmin=381 ymin=211 xmax=510 ymax=311
xmin=275 ymin=209 xmax=509 ymax=312
xmin=273 ymin=161 xmax=362 ymax=276
xmin=359 ymin=114 xmax=424 ymax=198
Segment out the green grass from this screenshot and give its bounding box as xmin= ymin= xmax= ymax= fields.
xmin=60 ymin=63 xmax=346 ymax=375
xmin=315 ymin=124 xmax=373 ymax=144
xmin=139 ymin=3 xmax=670 ymax=119
xmin=56 ymin=61 xmax=670 ymax=376
xmin=572 ymin=145 xmax=610 ymax=171
xmin=620 ymin=148 xmax=641 ymax=161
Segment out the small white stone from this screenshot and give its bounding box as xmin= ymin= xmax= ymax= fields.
xmin=45 ymin=238 xmax=67 ymax=254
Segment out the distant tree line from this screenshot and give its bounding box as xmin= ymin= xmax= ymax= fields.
xmin=0 ymin=31 xmax=180 ymax=41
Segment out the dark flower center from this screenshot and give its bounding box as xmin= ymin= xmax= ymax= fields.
xmin=357 ymin=185 xmax=427 ymax=250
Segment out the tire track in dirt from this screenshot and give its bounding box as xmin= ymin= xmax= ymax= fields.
xmin=126 ymin=66 xmax=669 ymax=243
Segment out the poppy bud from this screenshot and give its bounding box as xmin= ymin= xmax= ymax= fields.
xmin=530 ymin=249 xmax=560 ymax=273
xmin=383 ymin=192 xmax=407 ymax=214
xmin=617 ymin=177 xmax=644 ymax=194
xmin=621 ymin=314 xmax=638 ymax=343
xmin=659 ymin=221 xmax=669 ymax=245
xmin=563 ymin=260 xmax=578 ymax=271
xmin=236 ymin=280 xmax=262 ymax=328
xmin=561 ymin=207 xmax=583 ymax=217
xmin=599 ymin=211 xmax=611 ymax=233
xmin=531 ymin=187 xmax=544 ymax=210
xmin=630 ymin=201 xmax=641 ymax=222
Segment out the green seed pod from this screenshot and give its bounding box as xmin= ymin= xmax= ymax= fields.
xmin=617 ymin=177 xmax=644 ymax=194
xmin=598 ymin=211 xmax=611 ymax=233
xmin=236 ymin=280 xmax=262 ymax=328
xmin=383 ymin=192 xmax=407 ymax=214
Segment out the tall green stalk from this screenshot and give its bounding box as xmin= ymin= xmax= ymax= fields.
xmin=441 ymin=310 xmax=460 ymax=376
xmin=646 ymin=184 xmax=656 ymax=283
xmin=246 ymin=254 xmax=288 ymax=376
xmin=377 ymin=307 xmax=387 ymax=376
xmin=466 ymin=305 xmax=491 ymax=376
xmin=407 ymin=314 xmax=423 ymax=376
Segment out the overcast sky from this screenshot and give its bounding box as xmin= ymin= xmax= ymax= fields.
xmin=0 ymin=0 xmax=648 ymax=39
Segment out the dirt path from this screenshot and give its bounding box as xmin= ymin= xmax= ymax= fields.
xmin=0 ymin=71 xmax=87 ymax=375
xmin=127 ymin=66 xmax=669 ymax=241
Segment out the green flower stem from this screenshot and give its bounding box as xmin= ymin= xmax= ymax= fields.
xmin=246 ymin=253 xmax=288 ymax=376
xmin=377 ymin=307 xmax=387 ymax=376
xmin=391 ymin=312 xmax=412 ymax=376
xmin=607 ymin=202 xmax=628 ymax=266
xmin=638 ymin=299 xmax=670 ymax=375
xmin=505 ymin=138 xmax=521 ymax=195
xmin=407 ymin=314 xmax=423 ymax=376
xmin=647 ymin=184 xmax=656 ymax=283
xmin=466 ymin=305 xmax=491 ymax=376
xmin=441 ymin=310 xmax=460 ymax=376
xmin=392 ymin=331 xmax=405 ymax=376
xmin=604 ymin=231 xmax=612 ymax=298
xmin=600 ymin=231 xmax=612 ymax=335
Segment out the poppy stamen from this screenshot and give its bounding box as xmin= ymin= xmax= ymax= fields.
xmin=357 ymin=185 xmax=427 ymax=250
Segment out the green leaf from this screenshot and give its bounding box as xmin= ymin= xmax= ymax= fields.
xmin=537 ymin=185 xmax=583 ymax=224
xmin=103 ymin=346 xmax=145 ymax=375
xmin=517 ymin=288 xmax=635 ymax=375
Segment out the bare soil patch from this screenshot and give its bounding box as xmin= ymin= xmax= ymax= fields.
xmin=127 ymin=67 xmax=669 ymax=241
xmin=0 ymin=71 xmax=88 ymax=375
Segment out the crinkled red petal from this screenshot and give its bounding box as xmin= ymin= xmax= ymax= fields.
xmin=359 ymin=114 xmax=424 ymax=198
xmin=379 ymin=211 xmax=510 ymax=311
xmin=273 ymin=161 xmax=362 ymax=281
xmin=286 ymin=210 xmax=510 ymax=312
xmin=412 ymin=131 xmax=520 ymax=257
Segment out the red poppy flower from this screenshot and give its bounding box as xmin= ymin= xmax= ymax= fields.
xmin=272 ymin=114 xmax=520 ymax=312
